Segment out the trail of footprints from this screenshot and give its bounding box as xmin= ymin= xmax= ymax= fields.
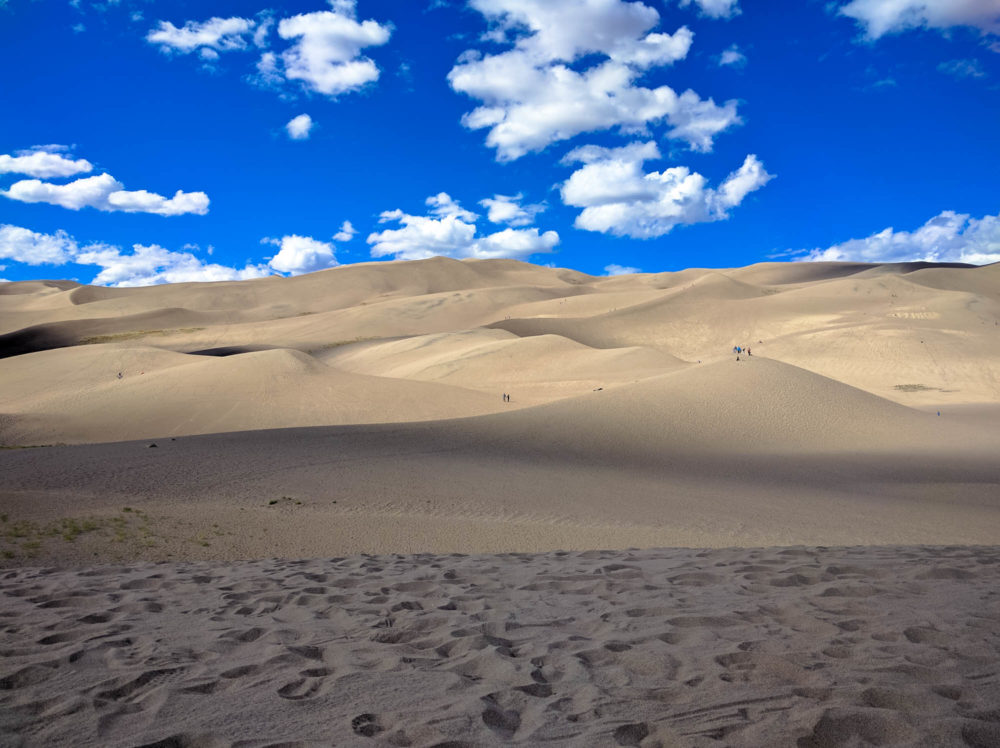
xmin=0 ymin=546 xmax=998 ymax=746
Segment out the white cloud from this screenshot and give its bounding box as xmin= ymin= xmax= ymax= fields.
xmin=427 ymin=191 xmax=478 ymax=221
xmin=0 ymin=146 xmax=93 ymax=178
xmin=680 ymin=0 xmax=741 ymax=18
xmin=795 ymin=210 xmax=1000 ymax=265
xmin=367 ymin=192 xmax=559 ymax=261
xmin=0 ymin=224 xmax=270 ymax=286
xmin=604 ymin=263 xmax=641 ymax=275
xmin=78 ymin=244 xmax=271 ymax=286
xmin=286 ymin=113 xmax=314 ymax=139
xmin=473 ymin=227 xmax=561 ymax=258
xmin=2 ymin=173 xmax=209 ymax=216
xmin=253 ymin=14 xmax=273 ymax=48
xmin=719 ymin=44 xmax=747 ymax=67
xmin=147 ymin=16 xmax=255 ymax=54
xmin=938 ymin=58 xmax=988 ymax=78
xmin=147 ymin=6 xmax=390 ymax=100
xmin=276 ymin=1 xmax=392 ymax=97
xmin=252 ymin=51 xmax=284 ymax=88
xmin=0 ymin=224 xmax=85 ymax=265
xmin=838 ymin=0 xmax=1000 ymax=39
xmin=468 ymin=0 xmax=691 ymax=65
xmin=450 ymin=1 xmax=735 ymax=160
xmin=334 ymin=220 xmax=356 ymax=241
xmin=561 ymin=142 xmax=774 ymax=238
xmin=480 ymin=193 xmax=546 ymax=226
xmin=263 ymin=234 xmax=339 ymax=274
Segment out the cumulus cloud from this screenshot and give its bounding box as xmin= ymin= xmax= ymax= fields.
xmin=450 ymin=0 xmax=736 ymax=160
xmin=795 ymin=209 xmax=1000 ymax=265
xmin=0 ymin=224 xmax=85 ymax=265
xmin=0 ymin=146 xmax=93 ymax=178
xmin=276 ymin=1 xmax=392 ymax=97
xmin=838 ymin=0 xmax=1000 ymax=39
xmin=680 ymin=0 xmax=741 ymax=19
xmin=604 ymin=263 xmax=641 ymax=275
xmin=367 ymin=192 xmax=559 ymax=261
xmin=147 ymin=16 xmax=255 ymax=54
xmin=333 ymin=220 xmax=356 ymax=241
xmin=263 ymin=234 xmax=339 ymax=274
xmin=480 ymin=193 xmax=546 ymax=226
xmin=2 ymin=173 xmax=209 ymax=216
xmin=427 ymin=191 xmax=478 ymax=221
xmin=719 ymin=44 xmax=747 ymax=67
xmin=0 ymin=224 xmax=270 ymax=286
xmin=148 ymin=5 xmax=391 ymax=99
xmin=78 ymin=244 xmax=271 ymax=286
xmin=286 ymin=113 xmax=314 ymax=139
xmin=560 ymin=142 xmax=774 ymax=238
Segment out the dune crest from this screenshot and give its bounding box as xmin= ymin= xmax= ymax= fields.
xmin=3 ymin=257 xmax=997 ymax=447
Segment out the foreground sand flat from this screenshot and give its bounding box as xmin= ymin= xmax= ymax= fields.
xmin=2 ymin=546 xmax=999 ymax=747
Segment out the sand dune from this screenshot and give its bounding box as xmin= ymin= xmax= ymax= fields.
xmin=1 ymin=257 xmax=998 ymax=552
xmin=0 ymin=344 xmax=505 ymax=444
xmin=321 ymin=328 xmax=685 ymax=403
xmin=2 ymin=258 xmax=999 ymax=746
xmin=3 ymin=258 xmax=998 ymax=446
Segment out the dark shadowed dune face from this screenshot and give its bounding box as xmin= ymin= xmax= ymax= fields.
xmin=0 ymin=323 xmax=81 ymax=358
xmin=185 ymin=346 xmax=277 ymax=357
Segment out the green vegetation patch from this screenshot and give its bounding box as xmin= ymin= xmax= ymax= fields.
xmin=79 ymin=327 xmax=205 ymax=345
xmin=893 ymin=384 xmax=937 ymax=392
xmin=0 ymin=506 xmax=156 ymax=561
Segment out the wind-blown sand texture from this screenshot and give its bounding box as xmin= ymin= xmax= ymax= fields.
xmin=2 ymin=259 xmax=999 ymax=745
xmin=2 ymin=547 xmax=999 ymax=747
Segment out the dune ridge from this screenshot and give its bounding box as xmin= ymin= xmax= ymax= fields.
xmin=2 ymin=257 xmax=998 ymax=448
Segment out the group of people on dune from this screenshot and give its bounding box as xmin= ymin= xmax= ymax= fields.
xmin=734 ymin=344 xmax=751 ymax=361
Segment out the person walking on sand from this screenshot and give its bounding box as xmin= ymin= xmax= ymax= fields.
xmin=746 ymin=346 xmax=751 ymax=357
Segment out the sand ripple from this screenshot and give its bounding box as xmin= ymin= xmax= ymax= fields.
xmin=2 ymin=545 xmax=999 ymax=746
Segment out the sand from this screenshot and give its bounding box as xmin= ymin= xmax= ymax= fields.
xmin=2 ymin=258 xmax=999 ymax=745
xmin=2 ymin=546 xmax=999 ymax=747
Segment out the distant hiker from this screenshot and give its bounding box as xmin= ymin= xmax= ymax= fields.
xmin=117 ymin=371 xmax=123 ymax=379
xmin=746 ymin=347 xmax=751 ymax=357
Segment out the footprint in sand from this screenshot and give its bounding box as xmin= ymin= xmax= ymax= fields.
xmin=351 ymin=712 xmax=383 ymax=738
xmin=613 ymin=722 xmax=649 ymax=746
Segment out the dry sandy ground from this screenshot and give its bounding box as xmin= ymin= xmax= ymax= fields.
xmin=2 ymin=546 xmax=999 ymax=747
xmin=2 ymin=258 xmax=999 ymax=745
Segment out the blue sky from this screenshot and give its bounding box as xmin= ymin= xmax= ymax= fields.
xmin=1 ymin=0 xmax=998 ymax=285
